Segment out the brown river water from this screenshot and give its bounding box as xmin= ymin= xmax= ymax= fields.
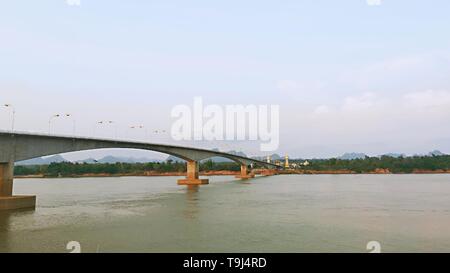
xmin=1 ymin=174 xmax=450 ymax=253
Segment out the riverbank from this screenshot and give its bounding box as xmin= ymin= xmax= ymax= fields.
xmin=14 ymin=170 xmax=241 ymax=179
xmin=14 ymin=155 xmax=450 ymax=178
xmin=14 ymin=168 xmax=450 ymax=179
xmin=280 ymin=169 xmax=450 ymax=174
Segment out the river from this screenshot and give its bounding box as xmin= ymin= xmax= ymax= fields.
xmin=1 ymin=174 xmax=450 ymax=253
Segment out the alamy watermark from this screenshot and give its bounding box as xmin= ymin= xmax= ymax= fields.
xmin=171 ymin=97 xmax=280 ymax=152
xmin=367 ymin=241 xmax=381 ymax=253
xmin=66 ymin=241 xmax=81 ymax=253
xmin=66 ymin=0 xmax=81 ymax=6
xmin=366 ymin=0 xmax=382 ymax=6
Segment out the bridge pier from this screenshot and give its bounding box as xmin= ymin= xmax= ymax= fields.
xmin=0 ymin=161 xmax=36 ymax=210
xmin=178 ymin=161 xmax=209 ymax=185
xmin=235 ymin=164 xmax=255 ymax=179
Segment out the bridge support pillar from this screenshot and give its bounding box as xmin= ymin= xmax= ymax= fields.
xmin=0 ymin=161 xmax=36 ymax=210
xmin=235 ymin=164 xmax=255 ymax=179
xmin=178 ymin=161 xmax=209 ymax=185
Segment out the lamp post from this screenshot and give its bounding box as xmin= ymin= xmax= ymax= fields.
xmin=108 ymin=121 xmax=117 ymax=139
xmin=48 ymin=114 xmax=61 ymax=135
xmin=150 ymin=129 xmax=168 ymax=142
xmin=93 ymin=121 xmax=101 ymax=136
xmin=95 ymin=120 xmax=116 ymax=138
xmin=3 ymin=104 xmax=15 ymax=132
xmin=65 ymin=114 xmax=77 ymax=136
xmin=129 ymin=125 xmax=146 ymax=140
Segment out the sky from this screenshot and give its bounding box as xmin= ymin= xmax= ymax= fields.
xmin=1 ymin=0 xmax=450 ymax=160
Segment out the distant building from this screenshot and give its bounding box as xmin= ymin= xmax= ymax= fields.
xmin=284 ymin=155 xmax=289 ymax=169
xmin=289 ymin=160 xmax=310 ymax=169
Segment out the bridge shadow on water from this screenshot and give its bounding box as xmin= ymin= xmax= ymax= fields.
xmin=180 ymin=177 xmax=256 ymax=220
xmin=180 ymin=176 xmax=268 ymax=220
xmin=183 ymin=185 xmax=200 ymax=220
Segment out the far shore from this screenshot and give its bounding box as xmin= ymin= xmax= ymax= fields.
xmin=14 ymin=170 xmax=239 ymax=179
xmin=14 ymin=169 xmax=450 ymax=179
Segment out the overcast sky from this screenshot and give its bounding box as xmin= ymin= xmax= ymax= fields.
xmin=1 ymin=0 xmax=450 ymax=160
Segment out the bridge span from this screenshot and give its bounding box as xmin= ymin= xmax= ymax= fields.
xmin=0 ymin=131 xmax=281 ymax=210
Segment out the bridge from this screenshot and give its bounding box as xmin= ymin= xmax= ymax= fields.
xmin=0 ymin=131 xmax=282 ymax=210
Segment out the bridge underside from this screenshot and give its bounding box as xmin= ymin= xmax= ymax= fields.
xmin=0 ymin=132 xmax=281 ymax=210
xmin=0 ymin=160 xmax=265 ymax=210
xmin=0 ymin=159 xmax=277 ymax=210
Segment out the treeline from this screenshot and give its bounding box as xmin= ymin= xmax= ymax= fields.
xmin=14 ymin=160 xmax=240 ymax=177
xmin=293 ymin=155 xmax=450 ymax=173
xmin=14 ymin=155 xmax=450 ymax=177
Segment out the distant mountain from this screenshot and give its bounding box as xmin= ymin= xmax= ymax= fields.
xmin=84 ymin=156 xmax=161 ymax=164
xmin=166 ymin=149 xmax=248 ymax=163
xmin=252 ymin=154 xmax=282 ymax=162
xmin=411 ymin=150 xmax=447 ymax=157
xmin=17 ymin=155 xmax=67 ymax=166
xmin=18 ymin=155 xmax=161 ymax=165
xmin=223 ymin=150 xmax=247 ymax=158
xmin=99 ymin=156 xmax=129 ymax=164
xmin=206 ymin=150 xmax=247 ymax=163
xmin=271 ymin=154 xmax=282 ymax=160
xmin=76 ymin=157 xmax=98 ymax=164
xmin=338 ymin=153 xmax=367 ymax=160
xmin=428 ymin=150 xmax=446 ymax=156
xmin=381 ymin=153 xmax=405 ymax=158
xmin=166 ymin=155 xmax=185 ymax=163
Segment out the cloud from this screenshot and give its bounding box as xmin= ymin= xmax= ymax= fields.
xmin=342 ymin=92 xmax=378 ymax=111
xmin=310 ymin=92 xmax=385 ymax=116
xmin=313 ymin=90 xmax=450 ymax=117
xmin=337 ymin=54 xmax=448 ymax=92
xmin=276 ymin=80 xmax=301 ymax=91
xmin=366 ymin=0 xmax=382 ymax=6
xmin=308 ymin=89 xmax=450 ymax=138
xmin=276 ymin=80 xmax=326 ymax=92
xmin=404 ymin=90 xmax=450 ymax=109
xmin=313 ymin=105 xmax=331 ymax=115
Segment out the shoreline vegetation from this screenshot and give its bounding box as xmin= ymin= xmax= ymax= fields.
xmin=14 ymin=169 xmax=450 ymax=179
xmin=13 ymin=155 xmax=450 ymax=178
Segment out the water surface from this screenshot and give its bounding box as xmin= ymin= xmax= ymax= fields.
xmin=1 ymin=174 xmax=450 ymax=252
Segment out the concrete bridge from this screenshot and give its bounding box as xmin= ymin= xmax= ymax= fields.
xmin=0 ymin=131 xmax=281 ymax=210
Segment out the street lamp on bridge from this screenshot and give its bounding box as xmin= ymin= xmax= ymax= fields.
xmin=150 ymin=129 xmax=168 ymax=143
xmin=48 ymin=114 xmax=61 ymax=134
xmin=64 ymin=114 xmax=77 ymax=136
xmin=129 ymin=125 xmax=147 ymax=141
xmin=3 ymin=104 xmax=15 ymax=133
xmin=94 ymin=120 xmax=117 ymax=138
xmin=48 ymin=114 xmax=76 ymax=136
